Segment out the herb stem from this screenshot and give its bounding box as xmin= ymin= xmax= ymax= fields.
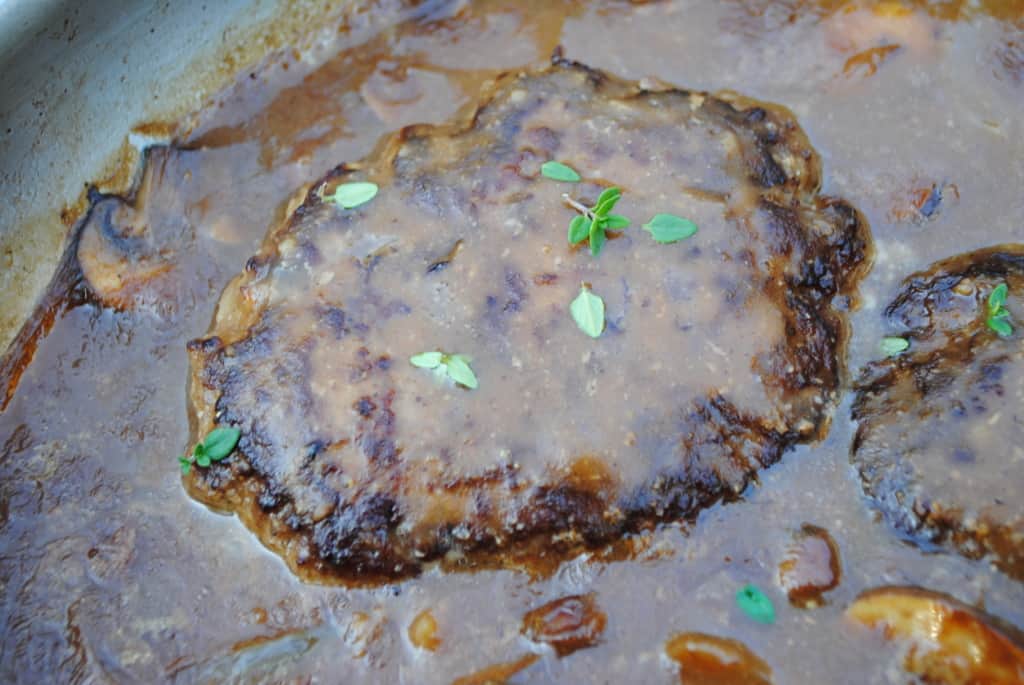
xmin=562 ymin=193 xmax=595 ymax=220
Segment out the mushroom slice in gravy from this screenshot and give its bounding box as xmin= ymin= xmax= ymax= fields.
xmin=852 ymin=246 xmax=1024 ymax=580
xmin=847 ymin=586 xmax=1024 ymax=684
xmin=183 ymin=58 xmax=870 ymax=584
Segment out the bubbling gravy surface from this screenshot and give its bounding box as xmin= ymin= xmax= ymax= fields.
xmin=1 ymin=1 xmax=1023 ymax=683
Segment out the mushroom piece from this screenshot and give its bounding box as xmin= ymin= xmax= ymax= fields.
xmin=521 ymin=594 xmax=607 ymax=657
xmin=665 ymin=632 xmax=773 ymax=685
xmin=847 ymin=586 xmax=1024 ymax=685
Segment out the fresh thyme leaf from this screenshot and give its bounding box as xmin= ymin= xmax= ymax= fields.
xmin=571 ymin=286 xmax=605 ymax=338
xmin=880 ymin=336 xmax=910 ymax=356
xmin=445 ymin=354 xmax=478 ymax=389
xmin=541 ymin=161 xmax=581 ymax=183
xmin=736 ymin=584 xmax=775 ymax=624
xmin=988 ymin=283 xmax=1008 ymax=314
xmin=989 ymin=316 xmax=1013 ymax=338
xmin=604 ymin=214 xmax=630 ymax=230
xmin=985 ymin=283 xmax=1013 ymax=337
xmin=412 ymin=351 xmax=478 ymax=389
xmin=593 ymin=187 xmax=621 ymax=217
xmin=179 ymin=426 xmax=241 ymax=474
xmin=589 ymin=218 xmax=607 ymax=256
xmin=330 ymin=181 xmax=379 ymax=209
xmin=410 ymin=351 xmax=444 ymax=369
xmin=204 ymin=427 xmax=241 ymax=461
xmin=642 ymin=214 xmax=698 ymax=243
xmin=568 ymin=215 xmax=591 ymax=244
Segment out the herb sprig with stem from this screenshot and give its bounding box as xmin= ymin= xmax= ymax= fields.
xmin=564 ymin=187 xmax=630 ymax=257
xmin=180 ymin=426 xmax=241 ymax=474
xmin=986 ymin=282 xmax=1013 ymax=337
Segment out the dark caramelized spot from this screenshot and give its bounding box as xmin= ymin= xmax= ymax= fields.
xmin=521 ymin=594 xmax=607 ymax=657
xmin=665 ymin=632 xmax=773 ymax=685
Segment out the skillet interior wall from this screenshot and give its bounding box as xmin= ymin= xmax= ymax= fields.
xmin=0 ymin=0 xmax=414 ymax=356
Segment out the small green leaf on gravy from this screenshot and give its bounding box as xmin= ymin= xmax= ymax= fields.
xmin=642 ymin=213 xmax=698 ymax=244
xmin=589 ymin=218 xmax=607 ymax=256
xmin=604 ymin=214 xmax=630 ymax=230
xmin=410 ymin=351 xmax=444 ymax=369
xmin=593 ymin=187 xmax=622 ymax=217
xmin=880 ymin=336 xmax=910 ymax=356
xmin=178 ymin=425 xmax=241 ymax=474
xmin=571 ymin=286 xmax=605 ymax=338
xmin=541 ymin=161 xmax=581 ymax=183
xmin=736 ymin=584 xmax=776 ymax=625
xmin=988 ymin=283 xmax=1008 ymax=312
xmin=985 ymin=282 xmax=1013 ymax=337
xmin=203 ymin=427 xmax=242 ymax=461
xmin=568 ymin=215 xmax=591 ymax=244
xmin=445 ymin=354 xmax=479 ymax=389
xmin=331 ymin=181 xmax=379 ymax=209
xmin=411 ymin=351 xmax=478 ymax=389
xmin=989 ymin=316 xmax=1013 ymax=338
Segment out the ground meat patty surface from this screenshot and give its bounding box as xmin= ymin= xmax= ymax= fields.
xmin=184 ymin=59 xmax=870 ymax=584
xmin=852 ymin=246 xmax=1024 ymax=580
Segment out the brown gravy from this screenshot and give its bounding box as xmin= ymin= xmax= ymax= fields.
xmin=1 ymin=1 xmax=1023 ymax=683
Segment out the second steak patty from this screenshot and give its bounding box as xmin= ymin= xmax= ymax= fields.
xmin=852 ymin=246 xmax=1024 ymax=580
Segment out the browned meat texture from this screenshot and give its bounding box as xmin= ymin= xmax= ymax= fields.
xmin=852 ymin=246 xmax=1024 ymax=580
xmin=184 ymin=59 xmax=869 ymax=584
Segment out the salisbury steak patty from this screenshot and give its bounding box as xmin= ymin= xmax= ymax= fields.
xmin=185 ymin=59 xmax=869 ymax=583
xmin=852 ymin=247 xmax=1024 ymax=580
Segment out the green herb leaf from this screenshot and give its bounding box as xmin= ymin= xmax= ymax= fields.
xmin=736 ymin=584 xmax=775 ymax=624
xmin=541 ymin=161 xmax=581 ymax=183
xmin=410 ymin=351 xmax=444 ymax=369
xmin=571 ymin=286 xmax=605 ymax=338
xmin=204 ymin=427 xmax=241 ymax=461
xmin=195 ymin=452 xmax=211 ymax=468
xmin=986 ymin=283 xmax=1013 ymax=337
xmin=568 ymin=215 xmax=591 ymax=244
xmin=604 ymin=214 xmax=630 ymax=230
xmin=445 ymin=354 xmax=478 ymax=389
xmin=193 ymin=443 xmax=206 ymax=459
xmin=880 ymin=337 xmax=910 ymax=356
xmin=988 ymin=283 xmax=1008 ymax=314
xmin=642 ymin=214 xmax=698 ymax=244
xmin=331 ymin=181 xmax=379 ymax=209
xmin=589 ymin=218 xmax=607 ymax=256
xmin=179 ymin=456 xmax=192 ymax=475
xmin=592 ymin=187 xmax=621 ymax=217
xmin=988 ymin=316 xmax=1013 ymax=338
